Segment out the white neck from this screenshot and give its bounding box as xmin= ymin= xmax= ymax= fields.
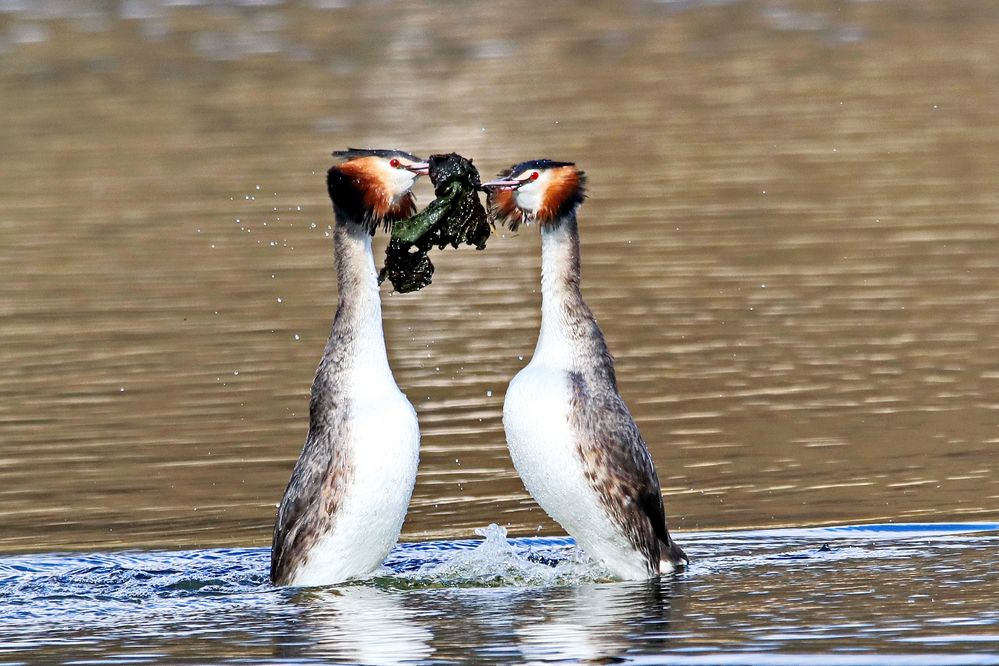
xmin=533 ymin=216 xmax=591 ymax=370
xmin=331 ymin=222 xmax=391 ymax=378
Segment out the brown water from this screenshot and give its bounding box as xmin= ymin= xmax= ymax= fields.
xmin=1 ymin=1 xmax=999 ymax=662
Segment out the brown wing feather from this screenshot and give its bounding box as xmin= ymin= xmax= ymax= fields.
xmin=270 ymin=432 xmax=330 ymax=583
xmin=271 ymin=357 xmax=353 ymax=584
xmin=569 ymin=368 xmax=687 ymax=573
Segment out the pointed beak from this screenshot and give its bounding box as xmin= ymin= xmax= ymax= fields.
xmin=481 ymin=178 xmax=522 ymax=191
xmin=406 ymin=161 xmax=430 ymax=176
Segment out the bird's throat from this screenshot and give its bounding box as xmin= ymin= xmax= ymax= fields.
xmin=535 ymin=215 xmax=594 ymax=369
xmin=328 ymin=221 xmax=390 ymax=376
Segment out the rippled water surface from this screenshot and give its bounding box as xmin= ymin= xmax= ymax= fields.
xmin=3 ymin=523 xmax=999 ymax=664
xmin=1 ymin=0 xmax=998 ymax=662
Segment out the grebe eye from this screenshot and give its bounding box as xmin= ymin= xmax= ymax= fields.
xmin=529 ymin=171 xmax=540 ymax=181
xmin=390 ymin=158 xmax=401 ymax=168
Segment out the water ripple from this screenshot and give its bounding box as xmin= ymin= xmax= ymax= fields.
xmin=1 ymin=522 xmax=998 ymax=663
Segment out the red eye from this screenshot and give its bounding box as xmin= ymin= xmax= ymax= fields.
xmin=529 ymin=171 xmax=540 ymax=181
xmin=390 ymin=158 xmax=401 ymax=168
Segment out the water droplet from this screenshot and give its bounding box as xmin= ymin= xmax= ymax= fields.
xmin=276 ymin=297 xmax=283 ymax=303
xmin=486 ymin=390 xmax=493 ymax=397
xmin=294 ymin=334 xmax=300 ymax=341
xmin=233 ymin=370 xmax=239 ymax=376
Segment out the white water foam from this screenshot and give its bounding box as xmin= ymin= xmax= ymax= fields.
xmin=392 ymin=524 xmax=610 ymax=587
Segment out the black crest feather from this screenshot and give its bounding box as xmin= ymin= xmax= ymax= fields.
xmin=332 ymin=147 xmax=423 ymax=163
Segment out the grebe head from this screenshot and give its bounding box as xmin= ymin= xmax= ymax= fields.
xmin=482 ymin=159 xmax=586 ymax=231
xmin=327 ymin=148 xmax=430 ymax=232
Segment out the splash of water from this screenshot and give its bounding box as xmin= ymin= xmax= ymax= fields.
xmin=386 ymin=524 xmax=610 ymax=588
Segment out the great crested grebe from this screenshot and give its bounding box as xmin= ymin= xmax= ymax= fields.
xmin=483 ymin=160 xmax=688 ymax=580
xmin=271 ymin=148 xmax=429 ymax=587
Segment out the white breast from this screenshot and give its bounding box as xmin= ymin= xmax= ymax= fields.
xmin=291 ymin=370 xmax=420 ymax=587
xmin=503 ymin=363 xmax=649 ymax=579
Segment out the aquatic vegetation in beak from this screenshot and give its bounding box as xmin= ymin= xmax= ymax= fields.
xmin=378 ymin=153 xmax=491 ymax=293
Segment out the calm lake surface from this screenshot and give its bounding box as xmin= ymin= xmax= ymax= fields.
xmin=1 ymin=0 xmax=997 ymax=663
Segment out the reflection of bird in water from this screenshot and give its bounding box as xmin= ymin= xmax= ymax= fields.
xmin=514 ymin=579 xmax=680 ymax=663
xmin=485 ymin=161 xmax=688 ymax=581
xmin=270 ymin=149 xmax=429 ymax=587
xmin=302 ymin=586 xmax=435 ymax=665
